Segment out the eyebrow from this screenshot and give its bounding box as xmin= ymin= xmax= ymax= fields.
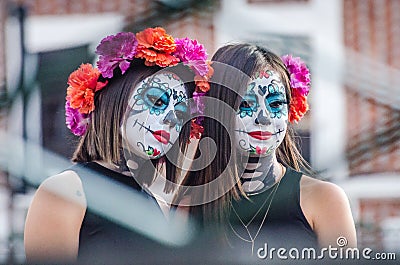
xmin=266 ymin=91 xmax=286 ymax=100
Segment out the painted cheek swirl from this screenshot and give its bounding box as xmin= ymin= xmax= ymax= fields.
xmin=238 ymin=139 xmax=251 ymax=153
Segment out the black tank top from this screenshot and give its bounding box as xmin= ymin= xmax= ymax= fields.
xmin=69 ymin=162 xmax=175 ymax=264
xmin=70 ymin=162 xmax=240 ymax=264
xmin=69 ymin=163 xmax=317 ymax=263
xmin=228 ymin=167 xmax=318 ymax=254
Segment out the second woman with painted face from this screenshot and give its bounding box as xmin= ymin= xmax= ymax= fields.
xmin=176 ymin=43 xmax=357 ymax=257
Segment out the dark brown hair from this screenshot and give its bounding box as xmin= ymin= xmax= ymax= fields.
xmin=72 ymin=59 xmax=195 ymax=192
xmin=176 ymin=43 xmax=313 ymax=226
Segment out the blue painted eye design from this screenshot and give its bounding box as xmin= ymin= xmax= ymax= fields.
xmin=144 ymin=87 xmax=171 ymax=115
xmin=174 ymin=102 xmax=188 ymax=120
xmin=238 ymin=93 xmax=259 ymax=118
xmin=133 ymin=77 xmax=173 ymax=115
xmin=265 ymin=93 xmax=287 ymax=118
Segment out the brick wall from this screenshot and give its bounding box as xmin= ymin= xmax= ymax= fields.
xmin=165 ymin=10 xmax=215 ymax=56
xmin=13 ymin=0 xmax=146 ymax=15
xmin=343 ymin=0 xmax=400 ymax=176
xmin=358 ymin=198 xmax=400 ymax=249
xmin=247 ymin=0 xmax=309 ymax=3
xmin=10 ymin=0 xmax=216 ymax=58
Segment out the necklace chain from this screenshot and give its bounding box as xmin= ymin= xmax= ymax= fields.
xmin=230 ymin=163 xmax=285 ymax=255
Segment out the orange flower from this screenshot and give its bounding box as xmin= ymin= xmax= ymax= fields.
xmin=194 ymin=62 xmax=214 ymax=93
xmin=194 ymin=78 xmax=210 ymax=93
xmin=135 ymin=27 xmax=179 ymax=67
xmin=136 ymin=27 xmax=176 ymax=53
xmin=288 ymin=90 xmax=309 ymax=123
xmin=67 ymin=87 xmax=95 ymax=113
xmin=66 ymin=64 xmax=107 ymax=114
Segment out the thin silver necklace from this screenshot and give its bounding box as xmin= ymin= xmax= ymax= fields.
xmin=229 ymin=164 xmax=285 ymax=255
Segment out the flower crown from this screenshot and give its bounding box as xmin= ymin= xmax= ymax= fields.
xmin=281 ymin=54 xmax=311 ymax=123
xmin=65 ymin=27 xmax=213 ymax=138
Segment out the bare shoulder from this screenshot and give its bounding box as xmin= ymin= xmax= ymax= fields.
xmin=300 ymin=175 xmax=351 ymax=219
xmin=26 ymin=169 xmax=87 ymax=224
xmin=300 ymin=175 xmax=348 ymax=202
xmin=300 ymin=175 xmax=357 ymax=247
xmin=38 ymin=170 xmax=87 ymax=206
xmin=24 ymin=170 xmax=87 ymax=262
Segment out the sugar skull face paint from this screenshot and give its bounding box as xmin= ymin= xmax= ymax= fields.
xmin=235 ymin=70 xmax=288 ymax=156
xmin=121 ymin=72 xmax=188 ymax=159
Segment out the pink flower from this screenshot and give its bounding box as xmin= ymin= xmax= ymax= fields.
xmin=281 ymin=54 xmax=310 ymax=97
xmin=95 ymin=32 xmax=138 ymax=78
xmin=174 ymin=37 xmax=208 ymax=76
xmin=65 ymin=100 xmax=91 ymax=136
xmin=281 ymin=54 xmax=311 ymax=123
xmin=190 ymin=91 xmax=206 ymax=116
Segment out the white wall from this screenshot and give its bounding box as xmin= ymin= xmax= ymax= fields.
xmin=25 ymin=13 xmax=125 ymax=53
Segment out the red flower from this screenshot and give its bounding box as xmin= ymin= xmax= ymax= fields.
xmin=289 ymin=89 xmax=309 ymax=123
xmin=135 ymin=27 xmax=179 ymax=67
xmin=190 ymin=120 xmax=204 ymax=140
xmin=66 ymin=64 xmax=108 ymax=114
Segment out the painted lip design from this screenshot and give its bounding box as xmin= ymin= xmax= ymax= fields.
xmin=152 ymin=130 xmax=170 ymax=144
xmin=248 ymin=131 xmax=272 ymax=140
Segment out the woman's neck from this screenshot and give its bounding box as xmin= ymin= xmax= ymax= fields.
xmin=95 ymin=153 xmax=148 ymax=177
xmin=240 ymin=153 xmax=284 ymax=195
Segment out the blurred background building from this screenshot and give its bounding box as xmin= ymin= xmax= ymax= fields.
xmin=0 ymin=0 xmax=399 ymax=263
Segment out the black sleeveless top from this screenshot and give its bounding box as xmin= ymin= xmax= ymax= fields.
xmin=70 ymin=162 xmax=178 ymax=264
xmin=70 ymin=162 xmax=241 ymax=264
xmin=227 ymin=167 xmax=318 ymax=254
xmin=69 ymin=163 xmax=317 ymax=263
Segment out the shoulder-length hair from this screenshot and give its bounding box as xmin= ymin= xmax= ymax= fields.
xmin=176 ymin=43 xmax=312 ymax=226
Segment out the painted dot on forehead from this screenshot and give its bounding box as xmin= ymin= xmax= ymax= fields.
xmin=162 ymin=72 xmax=182 ymax=82
xmin=257 ymin=69 xmax=273 ymax=80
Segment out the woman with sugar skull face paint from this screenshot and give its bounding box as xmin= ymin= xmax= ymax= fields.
xmin=122 ymin=72 xmax=189 ymax=160
xmin=24 ymin=28 xmax=212 ymax=264
xmin=234 ymin=69 xmax=290 ymax=195
xmin=176 ymin=44 xmax=357 ymax=257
